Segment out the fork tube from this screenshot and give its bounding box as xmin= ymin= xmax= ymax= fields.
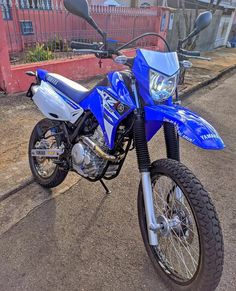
xmin=141 ymin=172 xmax=158 ymax=245
xmin=134 ymin=108 xmax=158 ymax=246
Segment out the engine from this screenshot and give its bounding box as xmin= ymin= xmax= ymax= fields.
xmin=71 ymin=126 xmax=108 ymax=179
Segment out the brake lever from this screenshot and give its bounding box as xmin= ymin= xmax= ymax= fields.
xmin=73 ymin=48 xmax=108 ymax=54
xmin=179 ymin=53 xmax=211 ymax=61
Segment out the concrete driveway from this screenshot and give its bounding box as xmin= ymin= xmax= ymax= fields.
xmin=0 ymin=73 xmax=235 ymax=291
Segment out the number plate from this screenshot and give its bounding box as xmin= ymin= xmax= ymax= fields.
xmin=31 ymin=148 xmax=63 ymax=158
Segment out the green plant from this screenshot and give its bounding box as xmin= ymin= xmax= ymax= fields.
xmin=45 ymin=37 xmax=69 ymax=52
xmin=25 ymin=44 xmax=53 ymax=63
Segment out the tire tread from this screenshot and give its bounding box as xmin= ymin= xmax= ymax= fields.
xmin=138 ymin=159 xmax=224 ymax=291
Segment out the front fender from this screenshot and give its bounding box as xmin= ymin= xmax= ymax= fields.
xmin=145 ymin=105 xmax=225 ymax=150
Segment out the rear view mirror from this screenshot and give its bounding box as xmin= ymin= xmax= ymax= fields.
xmin=182 ymin=11 xmax=212 ymax=43
xmin=194 ymin=11 xmax=212 ymax=34
xmin=64 ymin=0 xmax=106 ymax=42
xmin=64 ymin=0 xmax=90 ymax=22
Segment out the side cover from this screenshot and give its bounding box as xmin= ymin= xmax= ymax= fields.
xmin=33 ymin=81 xmax=84 ymax=123
xmin=80 ymin=71 xmax=136 ymax=149
xmin=145 ymin=105 xmax=225 ymax=150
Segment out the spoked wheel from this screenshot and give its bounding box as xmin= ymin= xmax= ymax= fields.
xmin=138 ymin=159 xmax=224 ymax=291
xmin=29 ymin=119 xmax=68 ymax=188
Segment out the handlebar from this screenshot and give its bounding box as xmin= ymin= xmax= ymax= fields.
xmin=178 ymin=53 xmax=211 ymax=61
xmin=71 ymin=36 xmax=211 ymax=67
xmin=179 ymin=49 xmax=200 ymax=57
xmin=73 ymin=48 xmax=108 ymax=54
xmin=71 ymin=41 xmax=101 ymax=51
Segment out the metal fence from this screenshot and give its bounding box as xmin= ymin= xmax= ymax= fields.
xmin=1 ymin=0 xmax=160 ymax=64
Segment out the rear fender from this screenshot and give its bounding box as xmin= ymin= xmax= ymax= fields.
xmin=145 ymin=105 xmax=225 ymax=150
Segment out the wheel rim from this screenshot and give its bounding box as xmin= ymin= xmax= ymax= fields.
xmin=33 ymin=129 xmax=57 ymax=179
xmin=151 ymin=175 xmax=201 ymax=283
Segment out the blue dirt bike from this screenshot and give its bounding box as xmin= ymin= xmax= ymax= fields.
xmin=27 ymin=1 xmax=224 ymax=290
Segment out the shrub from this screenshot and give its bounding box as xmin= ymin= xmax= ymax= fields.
xmin=25 ymin=44 xmax=53 ymax=63
xmin=45 ymin=37 xmax=69 ymax=52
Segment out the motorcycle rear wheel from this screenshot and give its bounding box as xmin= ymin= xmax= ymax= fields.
xmin=138 ymin=159 xmax=223 ymax=291
xmin=29 ymin=118 xmax=68 ymax=188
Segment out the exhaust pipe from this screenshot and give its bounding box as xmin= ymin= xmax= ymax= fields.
xmin=82 ymin=137 xmax=118 ymax=162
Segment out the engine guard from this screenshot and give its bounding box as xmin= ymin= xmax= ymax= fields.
xmin=145 ymin=105 xmax=225 ymax=150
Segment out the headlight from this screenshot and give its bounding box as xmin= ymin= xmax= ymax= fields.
xmin=149 ymin=69 xmax=178 ymax=102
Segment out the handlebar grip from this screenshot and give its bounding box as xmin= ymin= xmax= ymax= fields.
xmin=71 ymin=41 xmax=100 ymax=50
xmin=180 ymin=49 xmax=201 ymax=57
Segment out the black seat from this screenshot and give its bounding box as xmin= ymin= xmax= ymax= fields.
xmin=46 ymin=73 xmax=89 ymax=104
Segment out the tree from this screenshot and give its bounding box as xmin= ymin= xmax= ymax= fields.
xmin=131 ymin=0 xmax=138 ymax=7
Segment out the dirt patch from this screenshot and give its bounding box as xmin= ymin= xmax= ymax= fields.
xmin=0 ymin=95 xmax=42 ymax=194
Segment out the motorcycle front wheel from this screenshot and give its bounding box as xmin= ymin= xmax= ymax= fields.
xmin=138 ymin=159 xmax=224 ymax=291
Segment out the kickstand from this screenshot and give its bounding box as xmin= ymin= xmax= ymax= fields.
xmin=100 ymin=179 xmax=111 ymax=195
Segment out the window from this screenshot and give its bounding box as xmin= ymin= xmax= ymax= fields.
xmin=1 ymin=0 xmax=12 ymax=20
xmin=168 ymin=13 xmax=174 ymax=31
xmin=20 ymin=21 xmax=34 ymax=35
xmin=20 ymin=0 xmax=52 ymax=10
xmin=160 ymin=13 xmax=167 ymax=32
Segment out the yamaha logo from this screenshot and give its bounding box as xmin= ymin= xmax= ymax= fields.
xmin=47 ymin=75 xmax=59 ymax=86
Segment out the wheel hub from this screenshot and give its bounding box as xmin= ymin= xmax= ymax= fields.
xmin=156 ymin=215 xmax=181 ymax=236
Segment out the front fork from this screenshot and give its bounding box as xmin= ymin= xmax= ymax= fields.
xmin=141 ymin=172 xmax=159 ymax=245
xmin=134 ymin=109 xmax=159 ymax=246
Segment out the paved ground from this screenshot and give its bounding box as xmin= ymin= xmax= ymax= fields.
xmin=0 ymin=72 xmax=235 ymax=290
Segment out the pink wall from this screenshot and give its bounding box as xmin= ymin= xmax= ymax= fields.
xmin=0 ymin=5 xmax=171 ymax=93
xmin=9 ymin=49 xmax=139 ymax=93
xmin=4 ymin=5 xmax=169 ymax=53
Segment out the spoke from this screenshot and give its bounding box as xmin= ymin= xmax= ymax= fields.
xmin=154 ymin=189 xmax=168 ymax=207
xmin=171 ymin=227 xmax=198 ymax=268
xmin=170 ymin=188 xmax=176 ymax=218
xmin=154 ymin=200 xmax=164 ymax=214
xmin=168 ymin=233 xmax=193 ymax=278
xmin=180 ymin=221 xmax=199 ymax=238
xmin=164 ymin=235 xmax=182 ymax=275
xmin=181 ymin=234 xmax=199 ymax=270
xmin=152 ymin=175 xmax=200 ymax=281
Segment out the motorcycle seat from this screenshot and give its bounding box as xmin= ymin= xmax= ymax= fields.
xmin=46 ymin=73 xmax=89 ymax=104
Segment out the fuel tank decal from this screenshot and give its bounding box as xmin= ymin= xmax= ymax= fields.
xmin=97 ymin=88 xmax=130 ymax=122
xmin=97 ymin=89 xmax=119 ymax=121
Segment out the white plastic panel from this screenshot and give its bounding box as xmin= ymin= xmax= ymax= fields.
xmin=32 ymin=81 xmax=84 ymax=123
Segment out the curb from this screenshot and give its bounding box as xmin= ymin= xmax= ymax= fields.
xmin=1 ymin=64 xmax=236 ymax=203
xmin=179 ymin=64 xmax=236 ymax=99
xmin=0 ymin=177 xmax=34 ymax=202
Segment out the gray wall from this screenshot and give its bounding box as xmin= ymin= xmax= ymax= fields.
xmin=166 ymin=9 xmax=223 ymax=51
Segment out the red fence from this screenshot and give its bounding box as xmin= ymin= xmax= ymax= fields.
xmin=0 ymin=1 xmax=171 ymax=93
xmin=3 ymin=1 xmax=165 ymax=62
